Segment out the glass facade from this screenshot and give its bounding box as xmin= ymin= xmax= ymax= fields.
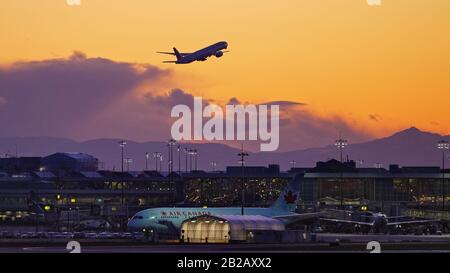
xmin=301 ymin=175 xmax=448 ymax=210
xmin=183 ymin=177 xmax=289 ymax=207
xmin=0 ymin=171 xmax=448 ymax=226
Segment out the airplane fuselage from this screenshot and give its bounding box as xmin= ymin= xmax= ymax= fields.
xmin=127 ymin=206 xmax=295 ymax=232
xmin=176 ymin=41 xmax=228 ymax=64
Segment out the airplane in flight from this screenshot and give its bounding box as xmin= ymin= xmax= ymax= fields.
xmin=157 ymin=41 xmax=229 ymax=64
xmin=127 ymin=174 xmax=325 ymax=233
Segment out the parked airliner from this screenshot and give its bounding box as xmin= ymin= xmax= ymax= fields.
xmin=127 ymin=174 xmax=324 ymax=232
xmin=320 ymin=209 xmax=439 ymax=233
xmin=157 ymin=41 xmax=229 ymax=64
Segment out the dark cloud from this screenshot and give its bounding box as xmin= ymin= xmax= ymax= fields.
xmin=258 ymin=100 xmax=306 ymax=107
xmin=275 ymin=107 xmax=372 ymax=151
xmin=430 ymin=121 xmax=439 ymax=126
xmin=143 ymin=89 xmax=208 ymax=109
xmin=0 ymin=52 xmax=169 ymax=138
xmin=227 ymin=97 xmax=240 ymax=105
xmin=369 ymin=114 xmax=380 ymax=122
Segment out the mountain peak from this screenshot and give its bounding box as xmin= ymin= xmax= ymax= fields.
xmin=383 ymin=126 xmax=444 ymax=142
xmin=402 ymin=126 xmax=422 ymax=134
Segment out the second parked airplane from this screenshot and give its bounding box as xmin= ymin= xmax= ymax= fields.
xmin=157 ymin=41 xmax=229 ymax=64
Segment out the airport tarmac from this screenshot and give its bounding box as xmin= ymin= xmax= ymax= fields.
xmin=1 ymin=233 xmax=450 ymax=253
xmin=1 ymin=242 xmax=450 ymax=253
xmin=314 ymin=233 xmax=450 ymax=243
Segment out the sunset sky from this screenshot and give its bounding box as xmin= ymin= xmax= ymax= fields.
xmin=1 ymin=0 xmax=450 ymax=151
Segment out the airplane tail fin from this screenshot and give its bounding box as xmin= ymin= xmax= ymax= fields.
xmin=173 ymin=47 xmax=182 ymax=60
xmin=270 ymin=174 xmax=302 ymax=213
xmin=27 ymin=191 xmax=45 ymax=215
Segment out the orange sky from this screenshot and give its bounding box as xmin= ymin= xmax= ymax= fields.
xmin=1 ymin=0 xmax=450 ymax=138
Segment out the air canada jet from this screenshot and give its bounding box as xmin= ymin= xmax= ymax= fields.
xmin=157 ymin=41 xmax=229 ymax=64
xmin=127 ymin=174 xmax=324 ymax=232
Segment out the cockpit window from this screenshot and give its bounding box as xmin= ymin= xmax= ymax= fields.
xmin=132 ymin=215 xmax=144 ymax=220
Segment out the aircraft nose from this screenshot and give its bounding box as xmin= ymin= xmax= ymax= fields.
xmin=127 ymin=220 xmax=140 ymax=231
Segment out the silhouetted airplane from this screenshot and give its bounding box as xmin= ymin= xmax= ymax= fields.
xmin=157 ymin=41 xmax=229 ymax=64
xmin=320 ymin=209 xmax=439 ymax=233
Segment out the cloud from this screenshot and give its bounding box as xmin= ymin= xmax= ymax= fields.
xmin=0 ymin=53 xmax=374 ymax=151
xmin=274 ymin=106 xmax=373 ymax=151
xmin=227 ymin=97 xmax=240 ymax=105
xmin=369 ymin=114 xmax=380 ymax=122
xmin=143 ymin=89 xmax=200 ymax=109
xmin=258 ymin=100 xmax=306 ymax=107
xmin=430 ymin=121 xmax=439 ymax=126
xmin=0 ymin=52 xmax=170 ymax=139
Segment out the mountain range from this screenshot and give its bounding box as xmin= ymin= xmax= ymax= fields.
xmin=0 ymin=127 xmax=448 ymax=171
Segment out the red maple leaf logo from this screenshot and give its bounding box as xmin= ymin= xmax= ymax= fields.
xmin=284 ymin=191 xmax=297 ymax=204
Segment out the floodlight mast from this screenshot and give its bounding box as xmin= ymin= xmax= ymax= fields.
xmin=438 ymin=140 xmax=449 ymax=211
xmin=238 ymin=144 xmax=249 ymax=216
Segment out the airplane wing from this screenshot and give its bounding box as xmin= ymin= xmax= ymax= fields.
xmin=273 ymin=212 xmax=327 ymax=225
xmin=386 ymin=216 xmax=418 ymax=220
xmin=163 ymin=61 xmax=178 ymax=63
xmin=386 ymin=219 xmax=440 ymax=226
xmin=157 ymin=51 xmax=176 ymax=55
xmin=319 ymin=218 xmax=375 ymax=226
xmin=157 ymin=51 xmax=191 ymax=56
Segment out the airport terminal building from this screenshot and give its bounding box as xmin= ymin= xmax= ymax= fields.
xmin=0 ymin=154 xmax=448 ymax=227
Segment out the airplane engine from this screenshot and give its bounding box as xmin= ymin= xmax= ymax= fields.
xmin=215 ymin=51 xmax=224 ymax=58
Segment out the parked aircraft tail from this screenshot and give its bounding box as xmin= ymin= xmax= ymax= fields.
xmin=270 ymin=174 xmax=302 ymax=212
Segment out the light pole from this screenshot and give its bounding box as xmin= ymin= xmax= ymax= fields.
xmin=438 ymin=140 xmax=449 ymax=211
xmin=357 ymin=159 xmax=364 ymax=168
xmin=153 ymin=152 xmax=161 ymax=172
xmin=195 ymin=149 xmax=198 ymax=171
xmin=118 ymin=140 xmax=126 ymax=231
xmin=238 ymin=145 xmax=249 ymax=216
xmin=168 ymin=139 xmax=177 ymax=174
xmin=159 ymin=154 xmax=163 ymax=172
xmin=124 ymin=158 xmax=133 ymax=172
xmin=188 ymin=149 xmax=193 ymax=172
xmin=335 ymin=138 xmax=348 ymax=209
xmin=168 ymin=139 xmax=177 ymax=204
xmin=145 ymin=152 xmax=149 ymax=171
xmin=210 ymin=161 xmax=217 ymax=172
xmin=177 ymin=145 xmax=181 ymax=175
xmin=167 ymin=139 xmax=176 ymax=174
xmin=184 ymin=148 xmax=189 ymax=172
xmin=290 ymin=160 xmax=296 ymax=169
xmin=167 ymin=143 xmax=171 ymax=174
xmin=190 ymin=149 xmax=198 ymax=171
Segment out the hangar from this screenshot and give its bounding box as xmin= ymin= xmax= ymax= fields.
xmin=180 ymin=215 xmax=285 ymax=243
